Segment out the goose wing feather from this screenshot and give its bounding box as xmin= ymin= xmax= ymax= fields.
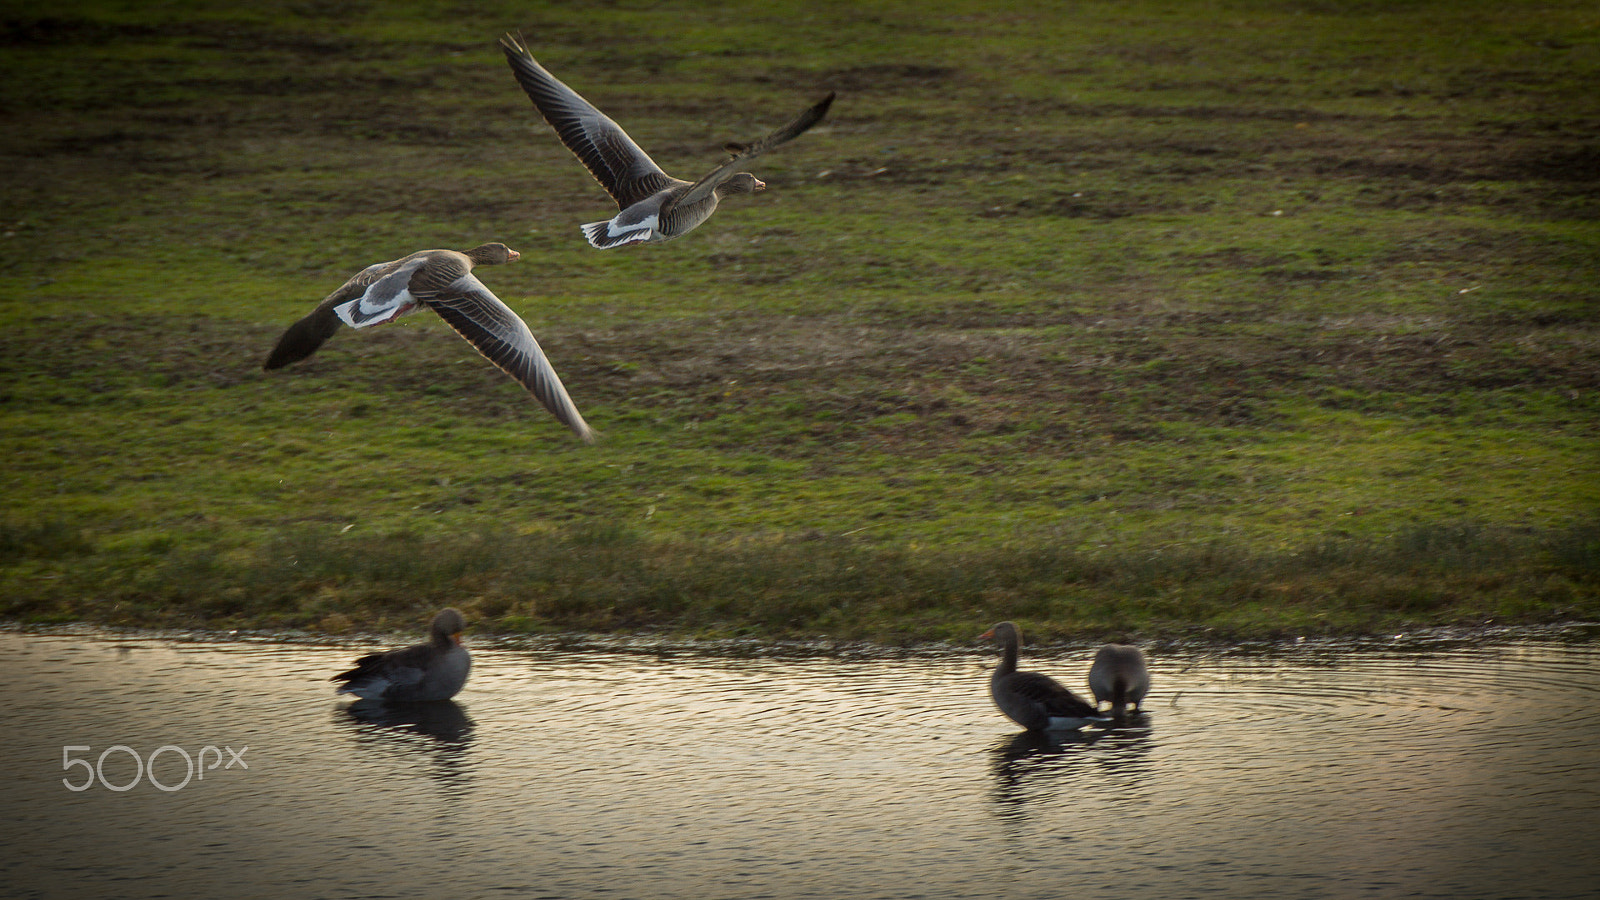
xmin=422 ymin=274 xmax=596 ymax=442
xmin=500 ymin=33 xmax=679 ymax=209
xmin=670 ymin=91 xmax=835 ymax=211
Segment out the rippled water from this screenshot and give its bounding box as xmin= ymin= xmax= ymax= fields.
xmin=3 ymin=627 xmax=1597 ymax=899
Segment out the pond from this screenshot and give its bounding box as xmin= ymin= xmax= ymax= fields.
xmin=2 ymin=625 xmax=1597 ymax=899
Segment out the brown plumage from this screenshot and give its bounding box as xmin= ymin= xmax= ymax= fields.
xmin=980 ymin=622 xmax=1109 ymax=732
xmin=332 ymin=608 xmax=472 ymax=703
xmin=264 ymin=242 xmax=594 ymax=442
xmin=1088 ymin=644 xmax=1151 ymax=714
xmin=500 ymin=33 xmax=834 ymax=249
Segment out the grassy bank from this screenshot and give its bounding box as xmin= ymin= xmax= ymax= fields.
xmin=2 ymin=1 xmax=1597 ymax=642
xmin=3 ymin=518 xmax=1595 ymax=643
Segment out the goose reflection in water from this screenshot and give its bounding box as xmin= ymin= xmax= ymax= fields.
xmin=988 ymin=720 xmax=1154 ymax=827
xmin=341 ymin=697 xmax=475 ymax=744
xmin=337 ymin=698 xmax=478 ymax=792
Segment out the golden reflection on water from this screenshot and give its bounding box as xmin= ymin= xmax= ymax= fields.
xmin=2 ymin=629 xmax=1597 ymax=899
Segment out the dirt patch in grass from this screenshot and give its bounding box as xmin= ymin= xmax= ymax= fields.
xmin=5 ymin=282 xmax=1596 ymax=447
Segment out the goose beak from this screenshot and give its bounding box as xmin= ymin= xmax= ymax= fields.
xmin=979 ymin=628 xmax=995 ymax=640
xmin=753 ymin=178 xmax=767 ymax=192
xmin=506 ymin=250 xmax=522 ymax=262
xmin=452 ymin=632 xmax=464 ymax=646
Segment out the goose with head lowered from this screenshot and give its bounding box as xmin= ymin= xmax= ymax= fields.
xmin=332 ymin=608 xmax=472 ymax=703
xmin=1088 ymin=643 xmax=1151 ymax=715
xmin=499 ymin=33 xmax=834 ymax=249
xmin=980 ymin=621 xmax=1110 ymax=732
xmin=263 ymin=242 xmax=594 ymax=442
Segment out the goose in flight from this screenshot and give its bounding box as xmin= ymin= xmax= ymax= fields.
xmin=263 ymin=242 xmax=594 ymax=442
xmin=500 ymin=33 xmax=834 ymax=249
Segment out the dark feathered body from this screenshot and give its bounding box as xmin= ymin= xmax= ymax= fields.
xmin=332 ymin=608 xmax=471 ymax=702
xmin=981 ymin=622 xmax=1108 ymax=731
xmin=1088 ymin=644 xmax=1151 ymax=714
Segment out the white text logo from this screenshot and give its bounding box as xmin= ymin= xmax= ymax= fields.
xmin=62 ymin=745 xmax=249 ymax=792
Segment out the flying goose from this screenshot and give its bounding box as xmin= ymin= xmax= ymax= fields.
xmin=1088 ymin=643 xmax=1150 ymax=714
xmin=981 ymin=622 xmax=1110 ymax=732
xmin=332 ymin=608 xmax=472 ymax=702
xmin=263 ymin=242 xmax=595 ymax=442
xmin=499 ymin=33 xmax=834 ymax=249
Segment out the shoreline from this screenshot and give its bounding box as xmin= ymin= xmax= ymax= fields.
xmin=7 ymin=617 xmax=1597 ymax=658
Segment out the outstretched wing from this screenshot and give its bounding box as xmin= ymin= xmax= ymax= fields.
xmin=668 ymin=91 xmax=835 ymax=212
xmin=424 ymin=274 xmax=596 ymax=443
xmin=500 ymin=33 xmax=680 ymax=209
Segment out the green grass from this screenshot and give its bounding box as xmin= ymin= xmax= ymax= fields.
xmin=1 ymin=0 xmax=1596 ymax=642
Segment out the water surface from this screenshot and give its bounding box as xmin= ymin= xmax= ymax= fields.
xmin=2 ymin=627 xmax=1596 ymax=899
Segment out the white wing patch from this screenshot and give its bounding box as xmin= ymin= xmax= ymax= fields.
xmin=335 ymin=289 xmax=420 ymax=328
xmin=334 ymin=258 xmax=428 ymax=327
xmin=614 ymin=212 xmax=658 ymax=236
xmin=582 ymin=214 xmax=659 ymax=249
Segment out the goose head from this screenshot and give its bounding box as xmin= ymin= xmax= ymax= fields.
xmin=430 ymin=607 xmax=468 ymax=646
xmin=721 ymin=173 xmax=766 ymax=195
xmin=464 ymin=242 xmax=522 ymax=266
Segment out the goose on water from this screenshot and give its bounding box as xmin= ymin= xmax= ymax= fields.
xmin=332 ymin=608 xmax=472 ymax=703
xmin=980 ymin=622 xmax=1109 ymax=732
xmin=1088 ymin=643 xmax=1151 ymax=715
xmin=263 ymin=242 xmax=594 ymax=442
xmin=500 ymin=33 xmax=834 ymax=249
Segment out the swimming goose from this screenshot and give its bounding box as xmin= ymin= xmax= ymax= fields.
xmin=981 ymin=622 xmax=1109 ymax=731
xmin=499 ymin=33 xmax=834 ymax=249
xmin=332 ymin=608 xmax=472 ymax=702
xmin=1088 ymin=644 xmax=1150 ymax=714
xmin=263 ymin=242 xmax=595 ymax=442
